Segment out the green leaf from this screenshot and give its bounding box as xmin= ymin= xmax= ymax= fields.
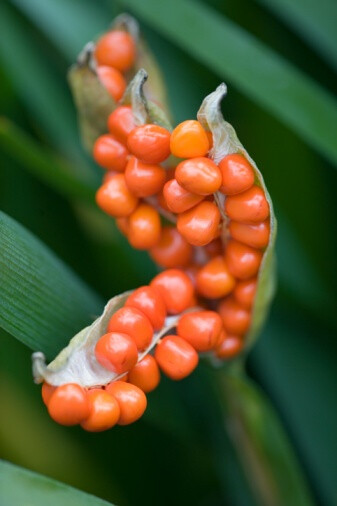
xmin=0 ymin=117 xmax=97 ymax=203
xmin=0 ymin=2 xmax=89 ymax=166
xmin=198 ymin=84 xmax=277 ymax=347
xmin=0 ymin=460 xmax=114 ymax=506
xmin=0 ymin=211 xmax=103 ymax=358
xmin=118 ymin=0 xmax=337 ymax=167
xmin=216 ymin=369 xmax=315 ymax=506
xmin=255 ymin=0 xmax=337 ymax=71
xmin=9 ymin=0 xmax=110 ymax=61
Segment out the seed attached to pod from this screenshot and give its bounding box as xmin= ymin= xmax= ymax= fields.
xmin=107 ymin=306 xmax=153 ymax=350
xmin=96 ymin=66 xmax=126 ymax=102
xmin=95 ymin=332 xmax=138 ymax=374
xmin=128 ymin=355 xmax=160 ymax=393
xmin=93 ymin=134 xmax=128 ymax=172
xmin=163 ymin=179 xmax=204 ymax=214
xmin=155 ymin=335 xmax=199 ymax=380
xmin=177 ymin=201 xmax=221 ymax=246
xmin=151 ymin=269 xmax=194 ymax=314
xmin=225 ymin=239 xmax=262 ymax=280
xmin=127 ymin=124 xmax=171 ymax=164
xmin=108 ymin=106 xmax=136 ymax=144
xmin=219 ymin=154 xmax=255 ymax=195
xmin=48 ymin=384 xmax=90 ymax=426
xmin=177 ymin=310 xmax=223 ymax=351
xmin=149 ymin=226 xmax=192 ymax=268
xmin=175 ymin=157 xmax=222 ymax=195
xmin=218 ymin=298 xmax=251 ymax=335
xmin=196 ymin=256 xmax=236 ymax=299
xmin=125 ymin=286 xmax=167 ymax=330
xmin=124 ymin=157 xmax=166 ymax=197
xmin=225 ymin=185 xmax=269 ymax=224
xmin=94 ymin=30 xmax=136 ymax=72
xmin=106 ymin=381 xmax=147 ymax=425
xmin=81 ymin=390 xmax=120 ymax=432
xmin=96 ymin=174 xmax=138 ymax=217
xmin=170 ymin=120 xmax=210 ymax=158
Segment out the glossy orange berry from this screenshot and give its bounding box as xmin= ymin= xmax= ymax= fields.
xmin=127 ymin=124 xmax=171 ymax=164
xmin=219 ymin=154 xmax=255 ymax=195
xmin=195 ymin=256 xmax=235 ymax=299
xmin=225 ymin=239 xmax=262 ymax=280
xmin=127 ymin=204 xmax=161 ymax=250
xmin=108 ymin=106 xmax=135 ymax=144
xmin=175 ymin=157 xmax=222 ymax=195
xmin=218 ymin=297 xmax=251 ymax=335
xmin=177 ymin=311 xmax=223 ymax=351
xmin=80 ymin=390 xmax=120 ymax=432
xmin=93 ymin=134 xmax=128 ymax=171
xmin=107 ymin=306 xmax=153 ymax=350
xmin=234 ymin=278 xmax=257 ymax=309
xmin=48 ymin=384 xmax=90 ymax=426
xmin=41 ymin=382 xmax=56 ymax=406
xmin=95 ymin=30 xmax=135 ymax=71
xmin=163 ymin=179 xmax=204 ymax=213
xmin=150 ymin=269 xmax=194 ymax=314
xmin=96 ymin=66 xmax=126 ymax=102
xmin=115 ymin=217 xmax=129 ymax=236
xmin=215 ymin=335 xmax=244 ymax=359
xmin=170 ymin=120 xmax=210 ymax=158
xmin=124 ymin=157 xmax=166 ymax=197
xmin=106 ymin=381 xmax=147 ymax=425
xmin=128 ymin=355 xmax=160 ymax=393
xmin=95 ymin=332 xmax=138 ymax=374
xmin=225 ymin=185 xmax=269 ymax=224
xmin=96 ymin=174 xmax=138 ymax=217
xmin=229 ymin=220 xmax=270 ymax=249
xmin=177 ymin=201 xmax=221 ymax=246
xmin=149 ymin=226 xmax=192 ymax=268
xmin=125 ymin=286 xmax=167 ymax=330
xmin=155 ymin=335 xmax=198 ymax=380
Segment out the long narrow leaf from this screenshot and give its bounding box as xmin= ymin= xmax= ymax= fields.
xmin=0 ymin=211 xmax=103 ymax=358
xmin=9 ymin=0 xmax=111 ymax=61
xmin=0 ymin=460 xmax=114 ymax=506
xmin=0 ymin=2 xmax=89 ymax=168
xmin=0 ymin=117 xmax=97 ymax=203
xmin=256 ymin=0 xmax=337 ymax=71
xmin=119 ymin=0 xmax=337 ymax=167
xmin=216 ymin=370 xmax=314 ymax=506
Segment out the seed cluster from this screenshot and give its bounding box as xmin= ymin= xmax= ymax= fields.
xmin=42 ymin=275 xmax=225 ymax=431
xmin=41 ymin=27 xmax=271 ymax=432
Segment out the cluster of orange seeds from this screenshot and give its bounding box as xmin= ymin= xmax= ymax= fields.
xmin=93 ymin=106 xmax=270 ymax=357
xmin=42 ymin=273 xmax=227 ymax=431
xmin=40 ymin=27 xmax=271 ymax=432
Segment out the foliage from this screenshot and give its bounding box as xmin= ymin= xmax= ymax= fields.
xmin=0 ymin=1 xmax=336 ymax=505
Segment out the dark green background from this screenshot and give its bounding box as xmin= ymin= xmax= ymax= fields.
xmin=0 ymin=1 xmax=336 ymax=505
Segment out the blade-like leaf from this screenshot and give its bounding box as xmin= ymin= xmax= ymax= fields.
xmin=9 ymin=0 xmax=110 ymax=61
xmin=255 ymin=0 xmax=337 ymax=71
xmin=0 ymin=460 xmax=114 ymax=506
xmin=0 ymin=2 xmax=90 ymax=169
xmin=0 ymin=117 xmax=97 ymax=203
xmin=216 ymin=369 xmax=315 ymax=506
xmin=0 ymin=211 xmax=103 ymax=358
xmin=118 ymin=0 xmax=337 ymax=167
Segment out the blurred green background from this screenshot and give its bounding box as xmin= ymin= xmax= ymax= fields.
xmin=0 ymin=1 xmax=336 ymax=505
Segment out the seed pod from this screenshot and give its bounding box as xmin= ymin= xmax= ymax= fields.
xmin=197 ymin=84 xmax=277 ymax=348
xmin=32 ymin=292 xmax=184 ymax=389
xmin=68 ymin=14 xmax=170 ymax=151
